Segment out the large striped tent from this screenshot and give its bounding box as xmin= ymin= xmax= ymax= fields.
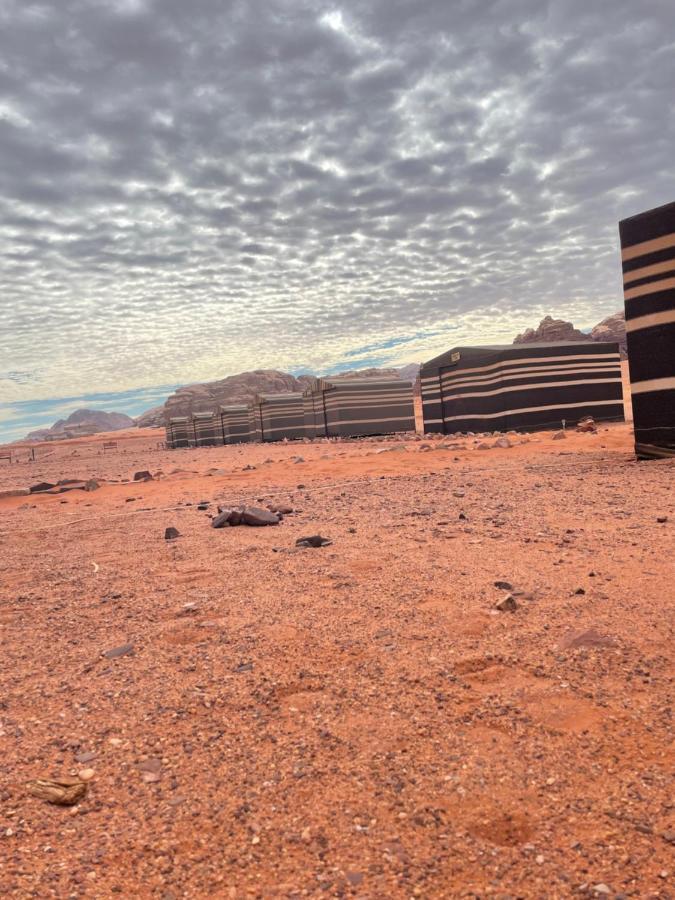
xmin=309 ymin=376 xmax=415 ymax=437
xmin=219 ymin=405 xmax=252 ymax=444
xmin=253 ymin=393 xmax=306 ymax=442
xmin=166 ymin=416 xmax=190 ymax=449
xmin=420 ymin=342 xmax=624 ymax=434
xmin=619 ymin=201 xmax=675 ymax=459
xmin=191 ymin=411 xmax=221 ymax=447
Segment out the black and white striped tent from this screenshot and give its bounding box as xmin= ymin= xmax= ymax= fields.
xmin=420 ymin=342 xmax=624 ymax=434
xmin=191 ymin=411 xmax=221 ymax=447
xmin=619 ymin=201 xmax=675 ymax=459
xmin=302 ymin=388 xmax=324 ymax=440
xmin=166 ymin=416 xmax=190 ymax=449
xmin=308 ymin=376 xmax=415 ymax=438
xmin=252 ymin=393 xmax=306 ymax=442
xmin=219 ymin=405 xmax=253 ymax=445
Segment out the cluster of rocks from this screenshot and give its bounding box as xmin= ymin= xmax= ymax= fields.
xmin=27 ymin=479 xmax=100 ymax=495
xmin=211 ymin=502 xmax=294 ymax=528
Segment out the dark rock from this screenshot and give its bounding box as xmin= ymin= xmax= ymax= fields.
xmin=164 ymin=527 xmax=180 ymax=540
xmin=133 ymin=470 xmax=153 ymax=481
xmin=296 ymin=535 xmax=332 ymax=548
xmin=553 ymin=431 xmax=566 ymax=440
xmin=576 ymin=417 xmax=597 ymax=434
xmin=84 ymin=480 xmax=100 ymax=492
xmin=102 ymin=643 xmax=134 ymax=659
xmin=657 ymin=516 xmax=668 ymax=523
xmin=197 ymin=503 xmax=209 ymax=510
xmin=212 ymin=510 xmax=234 ymax=528
xmin=494 ymin=581 xmax=513 ymax=591
xmin=495 ymin=594 xmax=518 ymax=612
xmin=241 ymin=506 xmax=280 ymax=526
xmin=29 ymin=482 xmax=56 ymax=493
xmin=234 ymin=662 xmax=254 ymax=673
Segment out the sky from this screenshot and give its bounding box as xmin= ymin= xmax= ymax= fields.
xmin=1 ymin=0 xmax=674 ymax=442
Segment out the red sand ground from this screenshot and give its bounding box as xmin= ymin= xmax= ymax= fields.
xmin=0 ymin=418 xmax=672 ymax=899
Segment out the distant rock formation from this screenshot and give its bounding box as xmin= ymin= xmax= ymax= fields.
xmin=514 ymin=315 xmax=591 ymax=345
xmin=514 ymin=311 xmax=626 ymax=357
xmin=26 ymin=408 xmax=134 ymax=441
xmin=163 ymin=370 xmax=315 ymax=421
xmin=161 ymin=366 xmax=420 ymax=421
xmin=134 ymin=406 xmax=165 ymax=428
xmin=590 ymin=311 xmax=627 ymax=356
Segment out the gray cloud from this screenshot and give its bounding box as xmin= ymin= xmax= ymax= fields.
xmin=0 ymin=0 xmax=673 ymax=412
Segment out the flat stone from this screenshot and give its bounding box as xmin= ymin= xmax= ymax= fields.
xmin=102 ymin=643 xmax=134 ymax=660
xmin=494 ymin=581 xmax=513 ymax=591
xmin=241 ymin=506 xmax=280 ymax=526
xmin=29 ymin=482 xmax=56 ymax=493
xmin=164 ymin=527 xmax=180 ymax=540
xmin=133 ymin=470 xmax=153 ymax=481
xmin=75 ymin=751 xmax=96 ymax=764
xmin=296 ymin=535 xmax=332 ymax=548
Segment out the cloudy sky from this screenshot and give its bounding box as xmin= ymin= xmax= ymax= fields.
xmin=1 ymin=0 xmax=674 ymax=441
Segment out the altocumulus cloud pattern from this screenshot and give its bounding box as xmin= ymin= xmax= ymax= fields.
xmin=1 ymin=0 xmax=674 ymax=413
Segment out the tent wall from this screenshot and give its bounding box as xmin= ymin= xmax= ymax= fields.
xmin=192 ymin=412 xmax=221 ymax=447
xmin=319 ymin=378 xmax=415 ymax=437
xmin=219 ymin=406 xmax=253 ymax=444
xmin=420 ymin=343 xmax=624 ymax=434
xmin=302 ymin=384 xmax=327 ymax=440
xmin=254 ymin=394 xmax=306 ymax=442
xmin=166 ymin=417 xmax=190 ymax=449
xmin=619 ymin=201 xmax=675 ymax=459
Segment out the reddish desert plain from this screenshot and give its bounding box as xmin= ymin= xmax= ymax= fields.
xmin=0 ymin=415 xmax=673 ymax=898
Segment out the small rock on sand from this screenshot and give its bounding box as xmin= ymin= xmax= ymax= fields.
xmin=164 ymin=527 xmax=180 ymax=540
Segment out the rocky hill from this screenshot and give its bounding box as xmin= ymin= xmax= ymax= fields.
xmin=160 ymin=366 xmax=419 ymax=422
xmin=514 ymin=311 xmax=626 ymax=356
xmin=26 ymin=409 xmax=134 ymax=441
xmin=134 ymin=406 xmax=165 ymax=428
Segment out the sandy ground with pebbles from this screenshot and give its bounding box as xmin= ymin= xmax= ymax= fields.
xmin=0 ymin=417 xmax=673 ymax=899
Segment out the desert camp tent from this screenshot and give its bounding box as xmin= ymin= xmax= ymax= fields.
xmin=420 ymin=342 xmax=624 ymax=434
xmin=166 ymin=416 xmax=190 ymax=449
xmin=253 ymin=393 xmax=306 ymax=442
xmin=219 ymin=405 xmax=253 ymax=444
xmin=308 ymin=376 xmax=415 ymax=438
xmin=191 ymin=411 xmax=221 ymax=447
xmin=302 ymin=385 xmax=326 ymax=440
xmin=619 ymin=200 xmax=675 ymax=459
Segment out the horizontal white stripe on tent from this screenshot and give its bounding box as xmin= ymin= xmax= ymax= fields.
xmin=424 ymin=418 xmax=443 ymax=424
xmin=425 ymin=351 xmax=620 ymax=381
xmin=327 ymin=416 xmax=415 ymax=427
xmin=440 ymin=399 xmax=623 ymax=423
xmin=438 ymin=363 xmax=621 ymax=392
xmin=262 ymin=423 xmax=314 ymax=434
xmin=623 ymin=275 xmax=675 ymax=300
xmin=440 ymin=376 xmax=622 ymax=403
xmin=621 ymin=231 xmax=675 ymax=261
xmin=630 ymin=376 xmax=675 ymax=394
xmin=623 ymin=258 xmax=675 ymax=285
xmin=625 ymin=309 xmax=675 ymax=332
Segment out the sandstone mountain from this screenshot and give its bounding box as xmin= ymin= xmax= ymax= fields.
xmin=161 ymin=366 xmax=420 ymax=422
xmin=514 ymin=311 xmax=626 ymax=356
xmin=26 ymin=408 xmax=134 ymax=441
xmin=514 ymin=315 xmax=592 ymax=345
xmin=134 ymin=405 xmax=165 ymax=428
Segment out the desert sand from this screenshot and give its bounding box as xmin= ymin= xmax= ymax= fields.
xmin=0 ymin=417 xmax=672 ymax=899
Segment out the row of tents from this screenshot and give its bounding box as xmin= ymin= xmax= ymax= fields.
xmin=163 ymin=200 xmax=671 ymax=459
xmin=166 ymin=376 xmax=416 ymax=448
xmin=166 ymin=342 xmax=628 ymax=449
